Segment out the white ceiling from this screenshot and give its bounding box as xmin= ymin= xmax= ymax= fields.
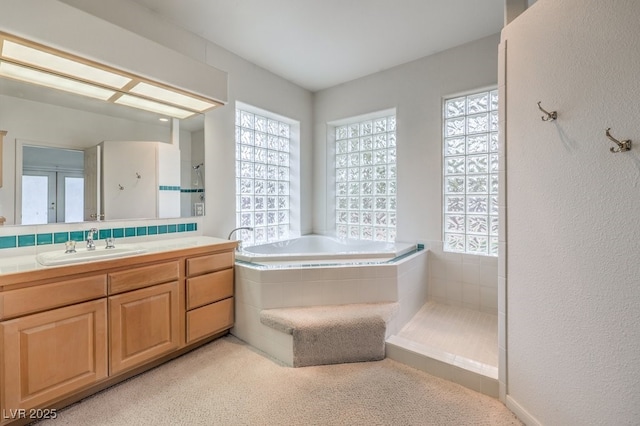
xmin=128 ymin=0 xmax=505 ymax=92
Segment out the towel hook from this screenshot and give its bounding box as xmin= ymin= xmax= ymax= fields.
xmin=537 ymin=102 xmax=557 ymax=122
xmin=605 ymin=128 xmax=631 ymax=153
xmin=136 ymin=172 xmax=141 ymax=179
xmin=118 ymin=184 xmax=125 ymax=190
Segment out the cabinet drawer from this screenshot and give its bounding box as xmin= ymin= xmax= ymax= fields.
xmin=186 ymin=269 xmax=234 ymax=310
xmin=186 ymin=251 xmax=234 ymax=277
xmin=108 ymin=261 xmax=179 ymax=294
xmin=0 ymin=275 xmax=107 ymax=320
xmin=186 ymin=297 xmax=234 ymax=343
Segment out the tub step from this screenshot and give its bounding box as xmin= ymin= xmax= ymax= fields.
xmin=260 ymin=302 xmax=399 ymax=367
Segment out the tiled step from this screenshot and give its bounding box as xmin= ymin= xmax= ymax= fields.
xmin=385 ymin=300 xmax=499 ymax=397
xmin=386 ymin=331 xmax=498 ymax=397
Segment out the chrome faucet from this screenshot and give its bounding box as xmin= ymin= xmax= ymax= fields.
xmin=227 ymin=227 xmax=253 ymax=251
xmin=86 ymin=228 xmax=98 ymax=251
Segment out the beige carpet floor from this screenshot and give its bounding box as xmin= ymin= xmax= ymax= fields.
xmin=38 ymin=336 xmax=521 ymax=426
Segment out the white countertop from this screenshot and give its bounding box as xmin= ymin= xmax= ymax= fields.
xmin=0 ymin=236 xmax=231 ymax=276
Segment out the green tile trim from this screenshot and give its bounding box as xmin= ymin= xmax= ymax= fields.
xmin=70 ymin=231 xmax=84 ymax=242
xmin=37 ymin=233 xmax=53 ymax=245
xmin=18 ymin=234 xmax=35 ymax=247
xmin=0 ymin=221 xmax=199 ymax=250
xmin=0 ymin=236 xmax=16 ymax=249
xmin=54 ymin=232 xmax=69 ymax=244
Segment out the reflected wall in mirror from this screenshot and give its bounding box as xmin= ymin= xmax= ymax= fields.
xmin=0 ymin=76 xmax=206 ymax=226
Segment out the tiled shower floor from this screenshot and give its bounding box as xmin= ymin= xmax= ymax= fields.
xmin=396 ymin=301 xmax=498 ymax=367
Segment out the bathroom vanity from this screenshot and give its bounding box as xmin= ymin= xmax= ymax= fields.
xmin=0 ymin=237 xmax=235 ymax=425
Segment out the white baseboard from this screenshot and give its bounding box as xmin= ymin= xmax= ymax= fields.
xmin=506 ymin=395 xmax=543 ymax=426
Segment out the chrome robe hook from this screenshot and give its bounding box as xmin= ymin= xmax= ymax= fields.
xmin=605 ymin=128 xmax=631 ymax=153
xmin=537 ymin=102 xmax=557 ymax=121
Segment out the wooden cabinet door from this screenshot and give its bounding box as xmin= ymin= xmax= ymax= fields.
xmin=1 ymin=299 xmax=108 ymax=412
xmin=109 ymin=281 xmax=180 ymax=375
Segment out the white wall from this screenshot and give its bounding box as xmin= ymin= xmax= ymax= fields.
xmin=60 ymin=0 xmax=314 ymax=240
xmin=157 ymin=143 xmax=181 ymax=218
xmin=502 ymin=1 xmax=640 ymax=424
xmin=313 ymin=34 xmax=500 ymax=311
xmin=101 ymin=141 xmax=156 ymax=220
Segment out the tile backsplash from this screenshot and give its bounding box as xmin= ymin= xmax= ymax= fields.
xmin=0 ymin=218 xmax=200 ymax=251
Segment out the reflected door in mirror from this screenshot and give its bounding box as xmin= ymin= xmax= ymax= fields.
xmin=22 ymin=170 xmax=84 ymax=224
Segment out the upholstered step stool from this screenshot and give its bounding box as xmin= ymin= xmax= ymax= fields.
xmin=260 ymin=302 xmax=399 ymax=367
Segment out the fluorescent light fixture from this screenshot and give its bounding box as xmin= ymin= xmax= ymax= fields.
xmin=0 ymin=32 xmax=223 ymax=119
xmin=2 ymin=40 xmax=132 ymax=89
xmin=129 ymin=82 xmax=217 ymax=112
xmin=0 ymin=61 xmax=116 ymax=100
xmin=114 ymin=94 xmax=195 ymax=119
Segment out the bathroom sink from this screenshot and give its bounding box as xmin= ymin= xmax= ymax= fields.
xmin=36 ymin=244 xmax=148 ymax=266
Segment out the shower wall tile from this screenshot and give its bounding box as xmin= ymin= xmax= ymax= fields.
xmin=463 ymin=283 xmax=481 ymax=308
xmin=446 ymin=280 xmax=463 ymax=305
xmin=428 ymin=241 xmax=498 ymax=314
xmin=480 ymin=286 xmax=498 ymax=313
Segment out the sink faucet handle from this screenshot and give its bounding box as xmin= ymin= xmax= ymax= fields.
xmin=65 ymin=240 xmax=77 ymax=254
xmin=105 ymin=237 xmax=115 ymax=249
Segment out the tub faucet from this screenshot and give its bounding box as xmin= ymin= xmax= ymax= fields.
xmin=86 ymin=228 xmax=98 ymax=251
xmin=228 ymin=227 xmax=253 ymax=251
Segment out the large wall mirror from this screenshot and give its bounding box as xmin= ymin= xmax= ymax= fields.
xmin=0 ymin=68 xmax=206 ymax=226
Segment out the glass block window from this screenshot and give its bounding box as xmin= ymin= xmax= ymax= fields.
xmin=235 ymin=108 xmax=292 ymax=245
xmin=335 ymin=114 xmax=397 ymax=242
xmin=443 ymin=89 xmax=498 ymax=256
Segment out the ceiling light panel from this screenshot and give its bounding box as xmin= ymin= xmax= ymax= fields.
xmin=129 ymin=82 xmax=217 ymax=112
xmin=0 ymin=32 xmax=223 ymax=119
xmin=0 ymin=61 xmax=116 ymax=100
xmin=1 ymin=40 xmax=132 ymax=89
xmin=114 ymin=94 xmax=195 ymax=119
